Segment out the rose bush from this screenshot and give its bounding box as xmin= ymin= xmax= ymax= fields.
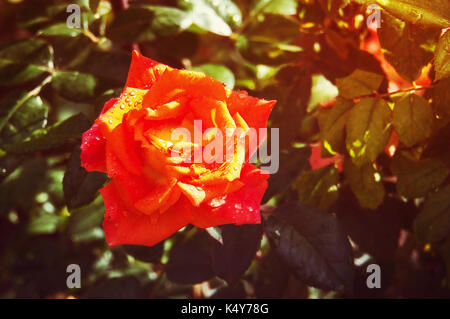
xmin=81 ymin=51 xmax=275 ymax=247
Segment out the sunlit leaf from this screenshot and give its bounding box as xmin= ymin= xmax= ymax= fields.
xmin=254 ymin=0 xmax=298 ymax=15
xmin=336 ymin=69 xmax=384 ymax=99
xmin=378 ymin=11 xmax=440 ymax=82
xmin=376 ymin=0 xmax=450 ymax=29
xmin=346 ymin=98 xmax=392 ymax=165
xmin=295 ymin=164 xmax=340 ymax=211
xmin=317 ymin=98 xmax=352 ymax=155
xmin=191 ymin=63 xmax=235 ymax=88
xmin=435 ymin=31 xmax=450 ymax=81
xmin=344 ymin=160 xmax=385 ymax=210
xmin=393 ymin=94 xmax=433 ymax=147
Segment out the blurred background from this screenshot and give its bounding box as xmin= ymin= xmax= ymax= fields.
xmin=0 ymin=0 xmax=449 ymax=299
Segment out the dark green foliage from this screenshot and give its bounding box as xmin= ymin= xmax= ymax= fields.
xmin=0 ymin=0 xmax=449 ymax=299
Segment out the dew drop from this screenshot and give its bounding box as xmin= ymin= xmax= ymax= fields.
xmin=209 ymin=196 xmax=226 ymax=208
xmin=120 ymin=104 xmax=125 ymax=110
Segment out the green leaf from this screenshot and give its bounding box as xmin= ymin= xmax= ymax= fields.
xmin=336 ymin=189 xmax=410 ymax=260
xmin=346 ymin=98 xmax=392 ymax=165
xmin=430 ymin=78 xmax=450 ymax=119
xmin=294 ymin=164 xmax=340 ymax=211
xmin=190 ymin=63 xmax=235 ymax=88
xmin=414 ymin=185 xmax=450 ymax=244
xmin=378 ymin=11 xmax=440 ymax=82
xmin=0 ymin=38 xmax=53 ymax=85
xmin=268 ymin=66 xmax=311 ymax=146
xmin=435 ymin=31 xmax=450 ymax=81
xmin=344 ymin=160 xmax=385 ymax=210
xmin=317 ymin=98 xmax=353 ymax=155
xmin=265 ymin=201 xmax=354 ymax=291
xmin=0 ymin=92 xmax=49 ymax=145
xmin=0 ymin=158 xmax=48 ymax=215
xmin=179 ymin=0 xmax=242 ymax=36
xmin=146 ymin=6 xmax=188 ymax=35
xmin=122 ymin=242 xmax=164 ymax=264
xmin=51 ymin=71 xmax=97 ymax=101
xmin=66 ymin=196 xmax=105 ymax=243
xmin=237 ymin=15 xmax=302 ymax=65
xmin=166 ymin=231 xmax=215 ymax=284
xmin=262 ymin=146 xmax=311 ymax=203
xmin=28 ymin=212 xmax=61 ymax=235
xmin=205 ymin=227 xmax=223 ymax=244
xmin=38 ymin=23 xmax=83 ymax=37
xmin=2 ymin=113 xmax=91 ymax=154
xmin=89 ymin=0 xmax=101 ymax=13
xmin=212 ymin=224 xmax=262 ymax=283
xmin=376 ymin=0 xmax=450 ymax=29
xmin=63 ymin=146 xmax=107 ymax=211
xmin=336 ymin=69 xmax=384 ymax=99
xmin=254 ymin=0 xmax=298 ymax=15
xmin=106 ymin=8 xmax=156 ymax=43
xmin=253 ymin=250 xmax=289 ymax=298
xmin=393 ymin=94 xmax=433 ymax=147
xmin=392 ymin=155 xmax=449 ymax=199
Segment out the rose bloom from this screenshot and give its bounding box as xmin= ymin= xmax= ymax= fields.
xmin=81 ymin=51 xmax=275 ymax=246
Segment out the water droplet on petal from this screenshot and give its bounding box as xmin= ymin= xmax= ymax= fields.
xmin=209 ymin=196 xmax=226 ymax=208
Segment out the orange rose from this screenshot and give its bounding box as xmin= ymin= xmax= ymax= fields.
xmin=81 ymin=51 xmax=275 ymax=246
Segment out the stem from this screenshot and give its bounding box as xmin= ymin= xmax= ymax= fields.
xmin=376 ymin=85 xmax=433 ymax=98
xmin=346 ymin=85 xmax=434 ymax=101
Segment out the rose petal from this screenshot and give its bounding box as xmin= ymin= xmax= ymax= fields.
xmin=227 ymin=90 xmax=275 ymax=142
xmin=101 ymin=182 xmax=192 ymax=247
xmin=125 ymin=50 xmax=161 ymax=89
xmin=80 ymin=99 xmax=119 ymax=172
xmin=105 ymin=150 xmax=151 ymax=206
xmin=190 ymin=163 xmax=268 ymax=228
xmin=144 ymin=68 xmax=227 ymax=108
xmin=106 ymin=124 xmax=143 ymax=175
